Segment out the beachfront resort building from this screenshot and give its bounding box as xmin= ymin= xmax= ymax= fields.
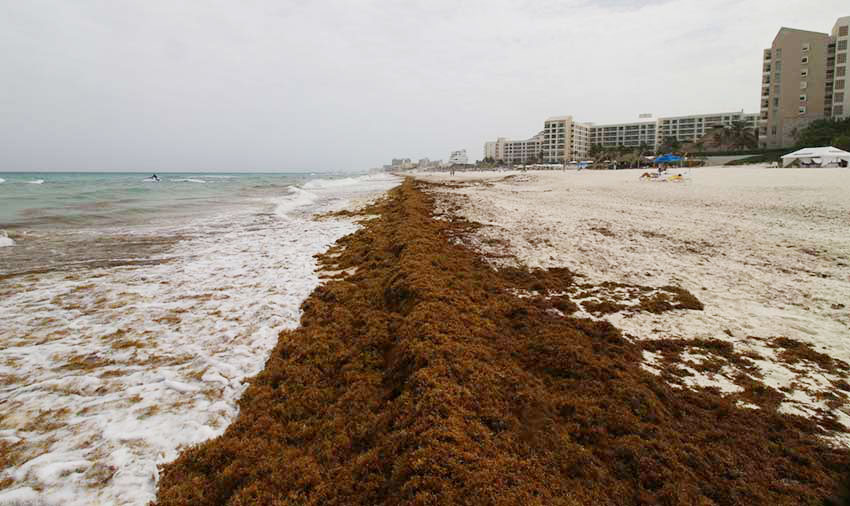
xmin=485 ymin=111 xmax=758 ymax=161
xmin=655 ymin=112 xmax=759 ymax=145
xmin=484 ymin=117 xmax=593 ymax=164
xmin=760 ymin=16 xmax=849 ymax=148
xmin=592 ymin=112 xmax=758 ymax=149
xmin=542 ymin=116 xmax=593 ymax=163
xmin=485 ymin=132 xmax=544 ymax=164
xmin=590 ymin=121 xmax=657 ymax=149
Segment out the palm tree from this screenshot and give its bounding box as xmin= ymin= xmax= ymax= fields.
xmin=636 ymin=142 xmax=650 ymax=168
xmin=658 ymin=136 xmax=681 ymax=154
xmin=709 ymin=125 xmax=726 ymax=148
xmin=729 ymin=121 xmax=756 ymax=150
xmin=729 ymin=120 xmax=757 ymax=150
xmin=589 ymin=144 xmax=603 ymax=159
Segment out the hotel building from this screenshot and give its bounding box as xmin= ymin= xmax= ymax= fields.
xmin=655 ymin=112 xmax=759 ymax=145
xmin=485 ymin=111 xmax=758 ymax=162
xmin=760 ymin=16 xmax=849 ymax=148
xmin=542 ymin=116 xmax=592 ymax=163
xmin=485 ymin=132 xmax=544 ymax=164
xmin=590 ymin=120 xmax=657 ymax=149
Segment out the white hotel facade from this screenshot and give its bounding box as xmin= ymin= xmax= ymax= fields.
xmin=485 ymin=111 xmax=759 ymax=164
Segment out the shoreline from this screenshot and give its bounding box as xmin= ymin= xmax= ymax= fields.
xmin=0 ymin=175 xmax=399 ymax=505
xmin=155 ymin=177 xmax=849 ymax=505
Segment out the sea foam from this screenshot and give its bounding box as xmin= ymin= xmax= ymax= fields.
xmin=0 ymin=174 xmax=401 ymax=506
xmin=303 ymin=176 xmax=361 ymax=189
xmin=0 ymin=232 xmax=14 ymax=248
xmin=170 ymin=178 xmax=206 ymax=183
xmin=274 ymin=187 xmax=317 ymax=216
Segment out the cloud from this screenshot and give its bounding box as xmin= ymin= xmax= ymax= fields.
xmin=0 ymin=0 xmax=846 ymax=170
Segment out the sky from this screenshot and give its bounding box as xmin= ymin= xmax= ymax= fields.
xmin=0 ymin=0 xmax=847 ymax=172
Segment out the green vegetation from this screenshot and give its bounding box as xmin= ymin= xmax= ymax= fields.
xmin=657 ymin=136 xmax=681 ymax=154
xmin=794 ymin=117 xmax=850 ymax=151
xmin=588 ymin=142 xmax=653 ymax=168
xmin=728 ymin=118 xmax=850 ymax=166
xmin=683 ymin=121 xmax=758 ymax=154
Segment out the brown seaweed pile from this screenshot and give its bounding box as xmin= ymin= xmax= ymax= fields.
xmin=155 ymin=179 xmax=849 ymax=505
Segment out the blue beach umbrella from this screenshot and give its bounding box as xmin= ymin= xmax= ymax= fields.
xmin=654 ymin=154 xmax=683 ymax=164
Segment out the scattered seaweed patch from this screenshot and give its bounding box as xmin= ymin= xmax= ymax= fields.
xmin=155 ymin=179 xmax=849 ymax=505
xmin=769 ymin=337 xmax=850 ymax=374
xmin=590 ymin=226 xmax=616 ymax=238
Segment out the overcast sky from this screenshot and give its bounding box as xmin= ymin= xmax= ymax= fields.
xmin=0 ymin=1 xmax=846 ymax=171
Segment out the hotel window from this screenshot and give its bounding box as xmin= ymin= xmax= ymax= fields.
xmin=839 ymin=40 xmax=848 ymax=51
xmin=801 ymin=69 xmax=808 ymax=78
xmin=841 ymin=25 xmax=849 ymax=37
xmin=839 ymin=66 xmax=847 ymax=77
xmin=799 ymin=106 xmax=806 ymax=114
xmin=775 ymin=48 xmax=782 ymax=58
xmin=771 ymin=125 xmax=777 ymax=135
xmin=800 ymin=94 xmax=807 ymax=102
xmin=836 ymin=92 xmax=845 ymax=102
xmin=800 ymin=81 xmax=808 ymax=89
xmin=801 ymin=56 xmax=809 ymax=64
xmin=836 ymin=105 xmax=845 ymax=116
xmin=836 ymin=80 xmax=846 ymax=90
xmin=839 ymin=53 xmax=848 ymax=64
xmin=802 ymin=43 xmax=810 ymax=52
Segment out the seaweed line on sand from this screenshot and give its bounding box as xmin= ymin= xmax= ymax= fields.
xmin=154 ymin=179 xmax=850 ymax=506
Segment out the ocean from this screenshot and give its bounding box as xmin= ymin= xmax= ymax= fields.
xmin=0 ymin=171 xmax=372 ymax=274
xmin=0 ymin=171 xmax=399 ymax=505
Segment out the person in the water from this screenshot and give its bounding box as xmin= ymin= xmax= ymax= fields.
xmin=150 ymin=174 xmax=160 ymax=181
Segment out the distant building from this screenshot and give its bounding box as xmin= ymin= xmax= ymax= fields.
xmin=383 ymin=158 xmax=416 ymax=171
xmin=448 ymin=150 xmax=468 ymax=165
xmin=485 ymin=111 xmax=758 ymax=161
xmin=484 ymin=141 xmax=499 ymax=160
xmin=655 ymin=112 xmax=759 ymax=146
xmin=591 ymin=120 xmax=657 ymax=149
xmin=543 ymin=116 xmax=592 ymax=163
xmin=484 ymin=132 xmax=544 ymax=164
xmin=760 ymin=16 xmax=849 ymax=148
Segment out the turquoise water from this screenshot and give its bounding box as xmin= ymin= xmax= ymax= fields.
xmin=0 ymin=171 xmax=374 ymax=275
xmin=0 ymin=172 xmax=353 ymax=229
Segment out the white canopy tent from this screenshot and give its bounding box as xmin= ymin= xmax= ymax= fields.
xmin=781 ymin=146 xmax=850 ymax=167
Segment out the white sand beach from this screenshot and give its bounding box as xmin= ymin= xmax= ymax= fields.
xmin=419 ymin=166 xmax=850 ymax=443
